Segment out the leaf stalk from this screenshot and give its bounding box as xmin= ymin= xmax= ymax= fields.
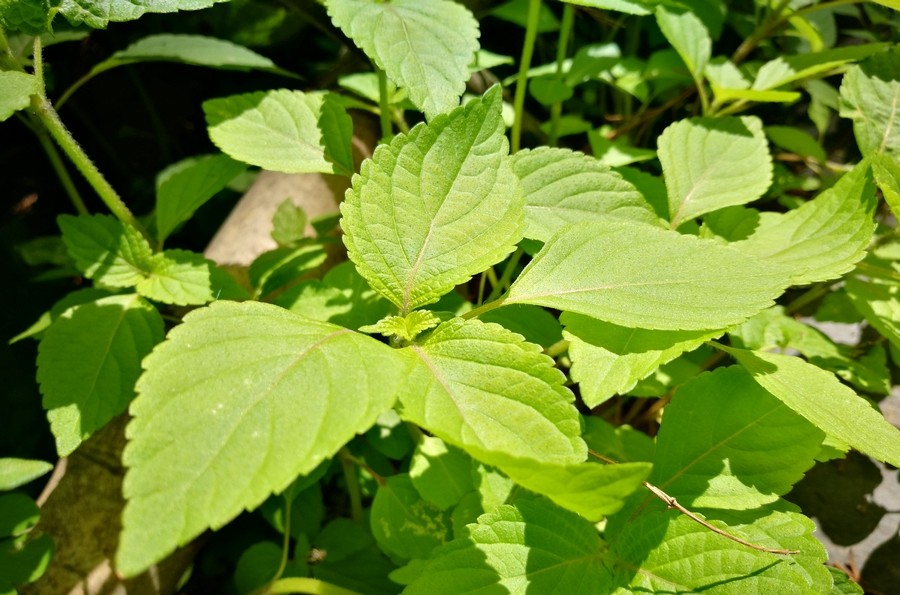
xmin=511 ymin=0 xmax=542 ymax=153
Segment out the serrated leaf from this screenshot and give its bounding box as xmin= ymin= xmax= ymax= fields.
xmin=839 ymin=47 xmax=900 ymax=157
xmin=652 ymin=367 xmax=824 ymax=510
xmin=733 ymin=160 xmax=876 ymax=286
xmin=371 ymin=474 xmax=450 ymax=560
xmin=0 ymin=72 xmax=38 ymax=122
xmin=136 ymin=250 xmax=219 ymax=305
xmin=406 ymin=497 xmax=609 ymax=594
xmin=57 ymin=0 xmax=229 ymax=29
xmin=155 ymin=154 xmax=246 ymax=244
xmin=58 ymin=214 xmax=153 ymax=287
xmin=36 ymin=294 xmax=164 ymax=456
xmin=204 ymin=90 xmax=353 ymax=176
xmin=872 ymin=154 xmax=900 ymax=218
xmin=341 ymin=87 xmax=523 ymax=314
xmin=655 ymin=3 xmax=710 ymax=83
xmin=510 ymin=147 xmax=661 ymax=242
xmin=361 ymin=311 xmax=441 ymax=342
xmin=505 ymin=219 xmax=790 ymax=331
xmin=0 ymin=459 xmax=53 ymax=491
xmin=410 ymin=437 xmax=474 ymax=511
xmin=753 ymin=43 xmax=887 ymax=91
xmin=324 ymin=0 xmax=479 ymax=119
xmin=397 ymin=318 xmax=585 ymax=466
xmin=657 ymin=116 xmax=772 ymax=227
xmin=723 ymin=346 xmax=900 ymax=468
xmin=563 ymin=313 xmax=719 ymax=407
xmin=117 ymin=301 xmax=410 ymax=577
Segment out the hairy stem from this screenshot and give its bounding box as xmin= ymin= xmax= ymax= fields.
xmin=511 ymin=0 xmax=542 ymax=153
xmin=0 ymin=29 xmax=21 ymax=71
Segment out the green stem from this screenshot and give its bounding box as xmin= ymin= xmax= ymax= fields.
xmin=731 ymin=0 xmax=793 ymax=65
xmin=785 ymin=282 xmax=832 ymax=314
xmin=548 ymin=3 xmax=574 ymax=147
xmin=269 ymin=495 xmax=293 ymax=586
xmin=377 ymin=68 xmax=392 ymax=141
xmin=29 ymin=37 xmax=147 ymax=238
xmin=486 ymin=248 xmax=523 ymax=303
xmin=266 ymin=577 xmax=361 ymax=595
xmin=0 ymin=29 xmax=21 ymax=71
xmin=55 ymin=63 xmax=117 ymax=110
xmin=511 ymin=0 xmax=542 ymax=153
xmin=34 ymin=126 xmax=89 ymax=214
xmin=339 ymin=448 xmax=364 ymax=524
xmin=462 ymin=295 xmax=509 ymax=320
xmin=544 ymin=339 xmax=569 ymax=358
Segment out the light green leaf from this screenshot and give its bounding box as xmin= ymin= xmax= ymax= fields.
xmin=652 ymin=367 xmax=824 ymax=509
xmin=582 ymin=416 xmax=655 ymax=464
xmin=829 ymin=567 xmax=863 ymax=594
xmin=839 ymin=47 xmax=900 ymax=157
xmin=510 ymin=147 xmax=661 ymax=242
xmin=563 ymin=0 xmax=658 ymax=16
xmin=479 ymin=304 xmax=562 ymax=349
xmin=712 ymin=87 xmax=802 ymax=104
xmin=765 ymin=125 xmax=828 ymax=163
xmin=155 ymin=154 xmax=246 ymax=244
xmin=10 ymin=287 xmax=111 ymax=345
xmin=723 ymin=346 xmax=900 ymax=468
xmin=117 ymin=301 xmax=411 ymax=577
xmin=505 ymin=219 xmax=790 ymax=331
xmin=36 ymin=294 xmax=164 ymax=456
xmin=733 ymin=160 xmax=876 ymax=285
xmin=845 ymin=272 xmax=900 ymax=350
xmin=0 ymin=459 xmax=52 ymax=492
xmin=655 ymin=3 xmax=711 ymax=83
xmin=324 ymin=0 xmax=479 ymax=120
xmin=409 ymin=437 xmax=473 ymax=511
xmin=406 ymin=497 xmax=609 ymax=594
xmin=360 ymin=311 xmax=442 ymax=342
xmin=58 ymin=214 xmax=153 ymax=287
xmin=0 ymin=72 xmax=38 ymax=122
xmin=341 ymin=87 xmax=523 ymax=314
xmin=248 ymin=244 xmax=327 ymax=297
xmin=872 ymin=154 xmax=900 ymax=217
xmin=136 ymin=250 xmax=218 ymax=305
xmin=657 ymin=116 xmax=772 ymax=227
xmin=563 ymin=313 xmax=719 ymax=407
xmin=587 ymin=129 xmax=657 ymax=167
xmin=271 ymin=199 xmax=308 ymax=246
xmin=371 ymin=474 xmax=450 ymax=560
xmin=57 ymin=0 xmax=229 ymax=28
xmin=204 ymin=90 xmax=353 ymax=176
xmin=753 ymin=43 xmax=887 ymax=91
xmin=398 ymin=318 xmax=586 ymax=466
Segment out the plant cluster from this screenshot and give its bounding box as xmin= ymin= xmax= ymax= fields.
xmin=2 ymin=0 xmax=900 ymax=592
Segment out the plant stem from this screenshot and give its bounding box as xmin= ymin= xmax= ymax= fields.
xmin=269 ymin=496 xmax=293 ymax=586
xmin=486 ymin=248 xmax=523 ymax=303
xmin=266 ymin=577 xmax=361 ymax=595
xmin=461 ymin=295 xmax=509 ymax=320
xmin=29 ymin=37 xmax=148 ymax=238
xmin=34 ymin=126 xmax=89 ymax=215
xmin=377 ymin=68 xmax=392 ymax=141
xmin=339 ymin=447 xmax=365 ymax=523
xmin=548 ymin=3 xmax=574 ymax=147
xmin=511 ymin=0 xmax=542 ymax=153
xmin=785 ymin=281 xmax=833 ymax=314
xmin=0 ymin=29 xmax=21 ymax=71
xmin=731 ymin=0 xmax=793 ymax=65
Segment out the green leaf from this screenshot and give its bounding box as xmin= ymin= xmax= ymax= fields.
xmin=325 ymin=0 xmax=479 ymax=119
xmin=582 ymin=416 xmax=655 ymax=463
xmin=563 ymin=313 xmax=719 ymax=407
xmin=58 ymin=214 xmax=153 ymax=287
xmin=117 ymin=301 xmax=410 ymax=577
xmin=0 ymin=72 xmax=38 ymax=122
xmin=136 ymin=250 xmax=222 ymax=306
xmin=845 ymin=273 xmax=900 ymax=350
xmin=722 ymin=346 xmax=900 ymax=468
xmin=0 ymin=494 xmax=39 ymax=538
xmin=397 ymin=318 xmax=586 ymax=466
xmin=510 ymin=147 xmax=661 ymax=242
xmin=839 ymin=47 xmax=900 ymax=157
xmin=248 ymin=244 xmax=327 ymax=297
xmin=271 ymin=199 xmax=308 ymax=246
xmin=587 ymin=128 xmax=657 ymax=167
xmin=655 ymin=3 xmax=711 ymax=83
xmin=360 ymin=311 xmax=442 ymax=342
xmin=312 ymin=519 xmax=400 ymax=595
xmin=0 ymin=459 xmax=53 ymax=491
xmin=765 ymin=125 xmax=828 ymax=163
xmin=36 ymin=294 xmax=165 ymax=456
xmin=733 ymin=160 xmax=876 ymax=286
xmin=828 ymin=567 xmax=863 ymax=594
xmin=753 ymin=43 xmax=887 ymax=91
xmin=234 ymin=541 xmax=282 ymax=593
xmin=341 ymin=87 xmax=523 ymax=314
xmin=370 ymin=474 xmax=450 ymax=560
xmin=10 ymin=287 xmax=111 ymax=345
xmin=57 ymin=0 xmax=229 ymax=28
xmin=406 ymin=497 xmax=609 ymax=594
xmin=505 ymin=219 xmax=790 ymax=331
xmin=562 ymin=0 xmax=658 ymax=16
xmin=0 ymin=0 xmax=49 ymax=35
xmin=409 ymin=437 xmax=474 ymax=511
xmin=204 ymin=90 xmax=353 ymax=176
xmin=155 ymin=154 xmax=246 ymax=244
xmin=479 ymin=305 xmax=562 ymax=349
xmin=0 ymin=533 xmax=53 ymax=589
xmin=872 ymin=153 xmax=900 ymax=218
xmin=657 ymin=116 xmax=772 ymax=227
xmin=652 ymin=367 xmax=824 ymax=509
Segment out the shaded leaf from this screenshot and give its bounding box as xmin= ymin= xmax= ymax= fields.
xmin=839 ymin=47 xmax=900 ymax=157
xmin=753 ymin=43 xmax=887 ymax=91
xmin=58 ymin=214 xmax=153 ymax=287
xmin=371 ymin=474 xmax=450 ymax=560
xmin=0 ymin=72 xmax=38 ymax=122
xmin=410 ymin=437 xmax=474 ymax=511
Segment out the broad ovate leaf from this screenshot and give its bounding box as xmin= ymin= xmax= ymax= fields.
xmin=57 ymin=0 xmax=228 ymax=28
xmin=654 ymin=3 xmax=711 ymax=84
xmin=341 ymin=87 xmax=523 ymax=314
xmin=397 ymin=318 xmax=585 ymax=466
xmin=723 ymin=346 xmax=900 ymax=468
xmin=117 ymin=301 xmax=410 ymax=576
xmin=58 ymin=214 xmax=153 ymax=287
xmin=505 ymin=219 xmax=790 ymax=331
xmin=406 ymin=498 xmax=609 ymax=594
xmin=0 ymin=459 xmax=53 ymax=491
xmin=733 ymin=160 xmax=876 ymax=286
xmin=753 ymin=44 xmax=887 ymax=91
xmin=839 ymin=47 xmax=900 ymax=157
xmin=657 ymin=116 xmax=772 ymax=227
xmin=510 ymin=147 xmax=661 ymax=242
xmin=563 ymin=313 xmax=719 ymax=407
xmin=204 ymin=89 xmax=353 ymax=176
xmin=136 ymin=250 xmax=220 ymax=305
xmin=155 ymin=154 xmax=246 ymax=244
xmin=324 ymin=0 xmax=479 ymax=119
xmin=0 ymin=72 xmax=38 ymax=122
xmin=845 ymin=273 xmax=900 ymax=351
xmin=652 ymin=367 xmax=824 ymax=510
xmin=36 ymin=294 xmax=164 ymax=456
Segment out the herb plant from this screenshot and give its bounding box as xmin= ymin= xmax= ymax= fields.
xmin=2 ymin=0 xmax=900 ymax=592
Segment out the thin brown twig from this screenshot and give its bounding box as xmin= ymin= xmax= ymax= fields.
xmin=588 ymin=449 xmax=800 ymax=556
